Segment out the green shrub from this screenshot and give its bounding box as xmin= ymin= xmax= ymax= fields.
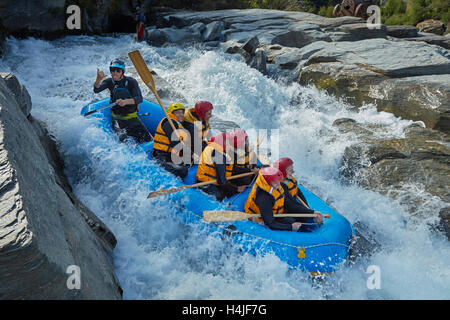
xmin=376 ymin=0 xmax=449 ymax=26
xmin=248 ymin=0 xmax=300 ymax=11
xmin=384 ymin=14 xmax=408 ymax=25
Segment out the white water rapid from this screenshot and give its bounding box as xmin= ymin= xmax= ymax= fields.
xmin=1 ymin=34 xmax=449 ymax=299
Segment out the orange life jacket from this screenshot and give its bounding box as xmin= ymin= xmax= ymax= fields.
xmin=153 ymin=114 xmax=188 ymax=156
xmin=283 ymin=177 xmax=298 ymax=198
xmin=244 ymin=172 xmax=285 ymax=222
xmin=234 ymin=143 xmax=257 ymax=168
xmin=196 ymin=142 xmax=233 ymax=184
xmin=183 ymin=107 xmax=211 ymax=144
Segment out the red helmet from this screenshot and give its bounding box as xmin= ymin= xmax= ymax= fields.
xmin=194 ymin=101 xmax=213 ymax=119
xmin=209 ymin=132 xmax=227 ymax=149
xmin=226 ymin=128 xmax=248 ymax=149
xmin=260 ymin=167 xmax=284 ymax=185
xmin=273 ymin=157 xmax=294 ymax=178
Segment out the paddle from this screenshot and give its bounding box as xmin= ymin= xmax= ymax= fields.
xmin=83 ymin=102 xmax=117 ymax=117
xmin=128 ymin=50 xmax=184 ymax=145
xmin=203 ymin=210 xmax=330 ymax=222
xmin=147 ymin=171 xmax=256 ymax=199
xmin=296 ymin=195 xmax=310 ymax=209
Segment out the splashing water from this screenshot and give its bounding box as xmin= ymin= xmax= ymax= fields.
xmin=1 ymin=34 xmax=449 ymax=299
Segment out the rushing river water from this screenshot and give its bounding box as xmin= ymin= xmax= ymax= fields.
xmin=1 ymin=34 xmax=449 ymax=299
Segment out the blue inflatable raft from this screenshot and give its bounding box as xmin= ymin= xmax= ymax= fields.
xmin=81 ymin=98 xmax=354 ymax=274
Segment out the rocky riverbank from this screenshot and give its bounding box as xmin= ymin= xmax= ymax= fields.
xmin=1 ymin=4 xmax=448 ymax=300
xmin=147 ymin=8 xmax=450 ymax=238
xmin=0 ymin=73 xmax=122 ymax=299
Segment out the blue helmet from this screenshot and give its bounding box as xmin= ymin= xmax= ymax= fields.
xmin=110 ymin=59 xmax=125 ymax=71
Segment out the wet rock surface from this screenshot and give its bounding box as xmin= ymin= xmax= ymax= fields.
xmin=0 ymin=73 xmax=122 ymax=299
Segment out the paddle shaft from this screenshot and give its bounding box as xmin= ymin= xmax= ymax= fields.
xmin=84 ymin=102 xmax=117 ymax=117
xmin=150 ymin=82 xmax=182 ymax=141
xmin=147 ymin=171 xmax=256 ymax=199
xmin=296 ymin=195 xmax=310 ymax=209
xmin=203 ymin=210 xmax=330 ymax=222
xmin=128 ymin=50 xmax=184 ymax=145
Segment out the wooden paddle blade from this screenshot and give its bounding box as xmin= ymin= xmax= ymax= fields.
xmin=203 ymin=210 xmax=256 ymax=222
xmin=128 ymin=50 xmax=156 ymax=93
xmin=147 ymin=185 xmax=188 ymax=199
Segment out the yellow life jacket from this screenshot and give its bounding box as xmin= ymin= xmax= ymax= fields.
xmin=244 ymin=172 xmax=285 ymax=222
xmin=196 ymin=142 xmax=233 ymax=184
xmin=153 ymin=114 xmax=188 ymax=155
xmin=234 ymin=143 xmax=257 ymax=168
xmin=111 ymin=111 xmax=138 ymax=120
xmin=283 ymin=177 xmax=298 ymax=198
xmin=183 ymin=107 xmax=211 ymax=144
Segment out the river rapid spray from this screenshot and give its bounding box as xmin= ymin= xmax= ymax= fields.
xmin=1 ymin=34 xmax=449 ymax=299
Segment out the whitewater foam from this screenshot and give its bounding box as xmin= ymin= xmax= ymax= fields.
xmin=1 ymin=35 xmax=449 ymax=299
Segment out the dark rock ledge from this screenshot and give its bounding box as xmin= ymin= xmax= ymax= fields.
xmin=0 ymin=72 xmax=122 ymax=299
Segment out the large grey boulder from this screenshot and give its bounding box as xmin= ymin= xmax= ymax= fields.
xmin=333 ymin=23 xmax=387 ymax=41
xmin=369 ymin=75 xmax=450 ymax=134
xmin=301 ymin=38 xmax=450 ymax=78
xmin=0 ymin=74 xmax=121 ymax=299
xmin=158 ymin=8 xmax=363 ymax=46
xmin=298 ymin=39 xmax=450 ymax=133
xmin=146 ymin=27 xmax=201 ymax=47
xmin=202 ymin=21 xmax=225 ymax=42
xmin=417 ymin=19 xmax=446 ymax=36
xmin=0 ymin=73 xmax=32 ymax=117
xmin=250 ymin=49 xmax=267 ymax=75
xmin=161 ymin=8 xmax=364 ymax=30
xmin=386 ymin=25 xmax=418 ymax=38
xmin=403 ymin=34 xmax=450 ymax=50
xmin=270 ymin=23 xmax=332 ymax=48
xmin=0 ymin=0 xmax=66 ymax=36
xmin=221 ymin=36 xmax=267 ymax=75
xmin=335 ymin=119 xmax=450 ymax=239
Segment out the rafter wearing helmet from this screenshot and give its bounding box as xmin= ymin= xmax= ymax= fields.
xmin=152 ymin=102 xmax=190 ymax=179
xmin=274 ymin=157 xmax=309 ymax=207
xmin=183 ymin=101 xmax=214 ymax=161
xmin=244 ymin=166 xmax=322 ymax=231
xmin=225 ymin=128 xmax=260 ymax=186
xmin=196 ymin=131 xmax=250 ymax=201
xmin=93 ymin=58 xmax=152 ymax=143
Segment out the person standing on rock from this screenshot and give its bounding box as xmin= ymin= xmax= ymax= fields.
xmin=94 ymin=59 xmax=152 ymax=144
xmin=134 ymin=6 xmax=146 ymax=42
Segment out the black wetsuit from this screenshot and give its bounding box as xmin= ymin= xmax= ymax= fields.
xmin=254 ymin=189 xmax=314 ymax=231
xmin=94 ymin=76 xmax=152 ymax=143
